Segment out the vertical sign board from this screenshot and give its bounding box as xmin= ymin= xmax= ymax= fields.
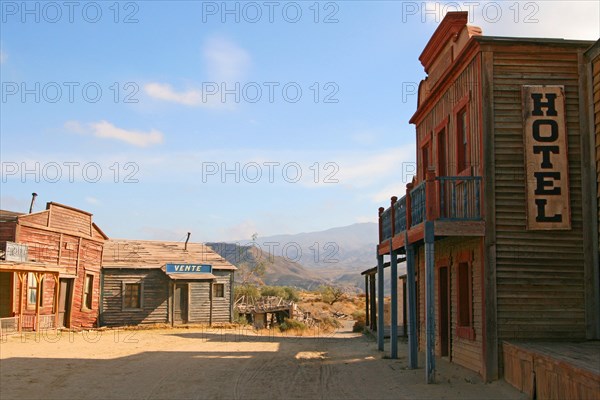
xmin=522 ymin=85 xmax=571 ymax=230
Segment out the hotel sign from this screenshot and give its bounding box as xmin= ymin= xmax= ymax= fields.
xmin=522 ymin=85 xmax=571 ymax=230
xmin=165 ymin=264 xmax=212 ymax=274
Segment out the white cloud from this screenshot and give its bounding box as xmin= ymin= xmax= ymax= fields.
xmin=144 ymin=83 xmax=202 ymax=106
xmin=85 ymin=196 xmax=100 ymax=205
xmin=65 ymin=120 xmax=164 ymax=147
xmin=203 ymin=36 xmax=251 ymax=82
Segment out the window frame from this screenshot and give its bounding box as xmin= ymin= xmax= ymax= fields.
xmin=214 ymin=283 xmax=225 ymax=298
xmin=26 ymin=272 xmax=38 ymax=309
xmin=121 ymin=280 xmax=144 ymax=311
xmin=455 ymin=250 xmax=475 ymax=341
xmin=82 ymin=274 xmax=94 ymax=310
xmin=453 ymin=93 xmax=471 ymax=176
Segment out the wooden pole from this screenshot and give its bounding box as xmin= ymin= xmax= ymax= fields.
xmin=364 ymin=275 xmax=370 ymax=328
xmin=17 ymin=272 xmax=25 ymax=332
xmin=425 ymin=221 xmax=436 ymax=384
xmin=390 ymin=243 xmax=398 ymax=359
xmin=35 ymin=273 xmax=42 ymax=332
xmin=369 ymin=274 xmax=376 ymax=331
xmin=377 ymin=250 xmax=385 ymax=351
xmin=405 ymin=231 xmax=418 ymax=369
xmin=209 ymin=281 xmax=213 ymax=326
xmin=53 ymin=274 xmax=60 ymax=329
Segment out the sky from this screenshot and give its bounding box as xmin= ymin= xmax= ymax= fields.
xmin=1 ymin=0 xmax=598 ymax=242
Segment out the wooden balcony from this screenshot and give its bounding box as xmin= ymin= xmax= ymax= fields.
xmin=378 ymin=171 xmax=484 ymax=255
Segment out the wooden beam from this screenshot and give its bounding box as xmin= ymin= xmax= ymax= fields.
xmin=365 ymin=275 xmax=370 ymax=328
xmin=53 ymin=274 xmax=60 ymax=329
xmin=377 ymin=250 xmax=385 ymax=351
xmin=369 ymin=275 xmax=377 ymax=331
xmin=405 ymin=231 xmax=418 ymax=369
xmin=17 ymin=272 xmax=25 ymax=332
xmin=424 ymin=221 xmax=436 ymax=384
xmin=390 ymin=243 xmax=398 ymax=359
xmin=481 ymin=50 xmax=499 ymax=382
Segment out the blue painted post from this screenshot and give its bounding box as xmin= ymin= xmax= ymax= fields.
xmin=425 ymin=221 xmax=436 ymax=383
xmin=377 ymin=251 xmax=385 ymax=351
xmin=390 ymin=244 xmax=398 ymax=359
xmin=405 ymin=231 xmax=418 ymax=369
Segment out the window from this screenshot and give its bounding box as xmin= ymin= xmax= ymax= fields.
xmin=83 ymin=274 xmax=94 ymax=309
xmin=456 ymin=108 xmax=469 ymax=173
xmin=123 ymin=282 xmax=142 ymax=309
xmin=456 ymin=259 xmax=475 ymax=340
xmin=214 ymin=283 xmax=225 ymax=298
xmin=27 ymin=273 xmax=37 ymax=307
xmin=422 ymin=143 xmax=431 ymax=180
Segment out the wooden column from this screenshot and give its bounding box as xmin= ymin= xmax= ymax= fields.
xmin=364 ymin=274 xmax=370 ymax=328
xmin=369 ymin=274 xmax=376 ymax=331
xmin=390 ymin=244 xmax=398 ymax=359
xmin=53 ymin=274 xmax=60 ymax=329
xmin=34 ymin=273 xmax=43 ymax=332
xmin=406 ymin=182 xmax=413 ymax=229
xmin=424 ymin=221 xmax=436 ymax=384
xmin=391 ymin=196 xmax=398 ymax=238
xmin=17 ymin=272 xmax=25 ymax=332
xmin=378 ymin=207 xmax=384 ymax=243
xmin=405 ymin=231 xmax=418 ymax=369
xmin=209 ymin=281 xmax=213 ymax=326
xmin=377 ymin=251 xmax=385 ymax=351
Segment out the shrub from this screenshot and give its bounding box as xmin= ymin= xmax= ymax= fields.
xmin=279 ymin=318 xmax=307 ymax=332
xmin=353 ymin=319 xmax=366 ymax=332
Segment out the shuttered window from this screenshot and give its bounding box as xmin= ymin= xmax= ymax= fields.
xmin=456 ymin=107 xmax=469 ymax=173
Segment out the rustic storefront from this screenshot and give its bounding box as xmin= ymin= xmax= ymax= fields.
xmin=0 ymin=203 xmax=108 ymax=331
xmin=370 ymin=12 xmax=599 ymax=391
xmin=101 ymin=239 xmax=236 ymax=326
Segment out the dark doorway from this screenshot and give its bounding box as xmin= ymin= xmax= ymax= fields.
xmin=174 ymin=284 xmax=188 ymax=324
xmin=439 ymin=266 xmax=450 ymax=357
xmin=58 ymin=278 xmax=73 ymax=328
xmin=0 ymin=272 xmax=12 ymax=317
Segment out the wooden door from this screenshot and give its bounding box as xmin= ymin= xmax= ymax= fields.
xmin=0 ymin=272 xmax=12 ymax=317
xmin=173 ymin=284 xmax=188 ymax=324
xmin=58 ymin=279 xmax=73 ymax=328
xmin=438 ymin=267 xmax=450 ymax=357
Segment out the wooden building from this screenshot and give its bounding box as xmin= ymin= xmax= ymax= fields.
xmin=101 ymin=239 xmax=236 ymax=326
xmin=372 ymin=11 xmax=600 ymax=387
xmin=0 ymin=203 xmax=108 ymax=332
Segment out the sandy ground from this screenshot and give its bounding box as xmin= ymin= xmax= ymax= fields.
xmin=1 ymin=321 xmax=526 ymax=400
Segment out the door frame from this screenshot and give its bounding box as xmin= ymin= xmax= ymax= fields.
xmin=58 ymin=278 xmax=74 ymax=328
xmin=172 ymin=283 xmax=189 ymax=324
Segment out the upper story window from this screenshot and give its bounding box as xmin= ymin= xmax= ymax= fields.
xmin=456 ymin=107 xmax=469 ymax=174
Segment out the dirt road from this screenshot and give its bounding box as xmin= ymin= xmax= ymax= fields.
xmin=1 ymin=322 xmax=525 ymax=400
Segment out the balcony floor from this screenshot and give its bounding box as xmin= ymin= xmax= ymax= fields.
xmin=378 ymin=220 xmax=485 ymax=255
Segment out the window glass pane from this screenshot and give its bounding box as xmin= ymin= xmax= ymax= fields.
xmin=124 ymin=283 xmax=141 ymax=308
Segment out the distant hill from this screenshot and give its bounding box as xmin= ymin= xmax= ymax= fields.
xmin=206 ymin=242 xmax=327 ymax=290
xmin=235 ymin=222 xmax=379 ymax=290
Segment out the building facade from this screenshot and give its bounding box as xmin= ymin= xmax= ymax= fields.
xmin=0 ymin=202 xmax=107 ymax=331
xmin=374 ymin=12 xmax=599 ymax=383
xmin=101 ymin=239 xmax=236 ymax=326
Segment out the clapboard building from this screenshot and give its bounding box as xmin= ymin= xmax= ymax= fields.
xmin=372 ymin=11 xmax=599 ymax=390
xmin=101 ymin=239 xmax=236 ymax=326
xmin=0 ymin=202 xmax=108 ymax=331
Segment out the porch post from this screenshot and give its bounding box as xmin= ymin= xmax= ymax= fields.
xmin=377 ymin=250 xmax=385 ymax=351
xmin=425 ymin=221 xmax=436 ymax=384
xmin=34 ymin=273 xmax=43 ymax=332
xmin=17 ymin=272 xmax=25 ymax=332
xmin=405 ymin=231 xmax=418 ymax=369
xmin=364 ymin=274 xmax=370 ymax=328
xmin=53 ymin=274 xmax=60 ymax=329
xmin=369 ymin=274 xmax=376 ymax=330
xmin=390 ymin=244 xmax=398 ymax=359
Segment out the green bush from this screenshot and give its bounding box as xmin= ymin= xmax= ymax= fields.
xmin=279 ymin=318 xmax=307 ymax=332
xmin=234 ymin=284 xmax=260 ymax=301
xmin=260 ymin=286 xmax=300 ymax=302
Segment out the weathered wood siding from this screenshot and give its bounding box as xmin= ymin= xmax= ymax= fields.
xmin=593 ymin=53 xmax=600 ymax=250
xmin=416 ymin=237 xmax=483 ymax=374
xmin=101 ymin=269 xmax=169 ymax=326
xmin=188 ymin=270 xmax=233 ymax=323
xmin=0 ymin=221 xmax=16 ymax=242
xmin=491 ymin=44 xmax=588 ymax=341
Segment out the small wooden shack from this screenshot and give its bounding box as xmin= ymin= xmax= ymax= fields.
xmin=0 ymin=203 xmax=108 ymax=331
xmin=101 ymin=239 xmax=236 ymax=326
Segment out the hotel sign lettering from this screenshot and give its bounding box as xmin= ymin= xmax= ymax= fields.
xmin=165 ymin=264 xmax=213 ymax=273
xmin=522 ymin=85 xmax=571 ymax=230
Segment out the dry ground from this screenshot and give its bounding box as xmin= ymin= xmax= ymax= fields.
xmin=1 ymin=321 xmax=526 ymax=400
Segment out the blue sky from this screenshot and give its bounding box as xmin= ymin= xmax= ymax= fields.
xmin=1 ymin=1 xmax=598 ymax=241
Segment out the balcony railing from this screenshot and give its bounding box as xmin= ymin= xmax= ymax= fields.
xmin=437 ymin=176 xmax=481 ymax=220
xmin=378 ymin=173 xmax=483 ymax=243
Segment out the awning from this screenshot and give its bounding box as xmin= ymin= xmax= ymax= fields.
xmin=167 ymin=273 xmax=216 ymax=280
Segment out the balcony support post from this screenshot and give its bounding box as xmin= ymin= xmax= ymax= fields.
xmin=405 ymin=231 xmax=418 ymax=369
xmin=425 ymin=221 xmax=436 ymax=384
xmin=390 ymin=241 xmax=398 ymax=359
xmin=426 ymin=169 xmax=437 ymax=221
xmin=406 ymin=183 xmax=413 ymax=229
xmin=390 ymin=196 xmax=397 ymax=238
xmin=377 ymin=249 xmax=385 ymax=351
xmin=378 ymin=207 xmax=384 ymax=243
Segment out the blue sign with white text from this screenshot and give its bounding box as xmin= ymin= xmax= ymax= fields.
xmin=165 ymin=264 xmax=212 ymax=273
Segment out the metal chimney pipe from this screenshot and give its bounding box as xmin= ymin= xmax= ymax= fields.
xmin=29 ymin=193 xmax=38 ymax=214
xmin=184 ymin=232 xmax=191 ymax=251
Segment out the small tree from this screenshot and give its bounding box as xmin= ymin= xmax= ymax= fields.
xmin=318 ymin=285 xmax=344 ymax=305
